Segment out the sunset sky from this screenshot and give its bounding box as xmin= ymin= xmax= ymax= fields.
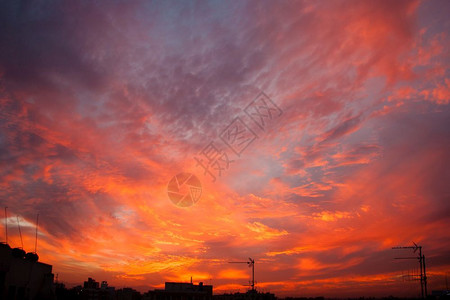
xmin=0 ymin=0 xmax=449 ymax=297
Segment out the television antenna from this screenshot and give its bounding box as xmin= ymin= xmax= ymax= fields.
xmin=4 ymin=207 xmax=8 ymax=244
xmin=34 ymin=214 xmax=39 ymax=253
xmin=229 ymin=258 xmax=255 ymax=291
xmin=392 ymin=242 xmax=427 ymax=298
xmin=17 ymin=216 xmax=24 ymax=249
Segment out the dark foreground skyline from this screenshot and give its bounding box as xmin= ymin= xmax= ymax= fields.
xmin=1 ymin=241 xmax=449 ymax=299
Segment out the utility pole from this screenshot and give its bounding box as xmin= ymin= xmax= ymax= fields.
xmin=393 ymin=242 xmax=427 ymax=298
xmin=229 ymin=258 xmax=255 ymax=291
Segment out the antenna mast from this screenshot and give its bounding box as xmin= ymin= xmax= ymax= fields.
xmin=229 ymin=258 xmax=255 ymax=291
xmin=392 ymin=242 xmax=427 ymax=298
xmin=17 ymin=216 xmax=24 ymax=249
xmin=446 ymin=272 xmax=449 ymax=290
xmin=4 ymin=207 xmax=8 ymax=244
xmin=34 ymin=214 xmax=39 ymax=253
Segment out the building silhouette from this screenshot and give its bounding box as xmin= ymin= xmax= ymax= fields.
xmin=143 ymin=282 xmax=213 ymax=300
xmin=0 ymin=242 xmax=55 ymax=300
xmin=214 ymin=290 xmax=275 ymax=300
xmin=116 ymin=287 xmax=141 ymax=300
